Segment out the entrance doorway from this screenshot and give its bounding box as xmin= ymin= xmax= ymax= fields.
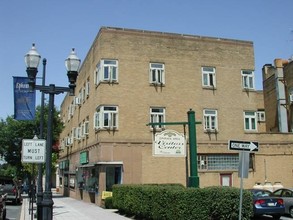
xmin=106 ymin=166 xmax=122 ymax=191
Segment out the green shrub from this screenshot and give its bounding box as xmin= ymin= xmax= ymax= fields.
xmin=112 ymin=184 xmax=253 ymax=220
xmin=104 ymin=197 xmax=114 ymax=209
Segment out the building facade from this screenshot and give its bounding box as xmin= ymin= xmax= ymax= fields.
xmin=58 ymin=27 xmax=293 ymax=205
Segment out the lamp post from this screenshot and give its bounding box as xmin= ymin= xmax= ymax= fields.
xmin=24 ymin=44 xmax=80 ymax=220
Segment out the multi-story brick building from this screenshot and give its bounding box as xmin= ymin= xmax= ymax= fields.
xmin=58 ymin=27 xmax=293 ymax=205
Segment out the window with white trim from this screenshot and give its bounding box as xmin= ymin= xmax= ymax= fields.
xmin=244 ymin=111 xmax=257 ymax=131
xmin=203 ymin=109 xmax=218 ymax=131
xmin=150 ymin=107 xmax=165 ymax=129
xmin=257 ymin=110 xmax=265 ymax=122
xmin=76 ymin=124 xmax=82 ymax=140
xmin=202 ymin=67 xmax=216 ymax=88
xmin=149 ymin=63 xmax=165 ymax=85
xmin=85 ymin=79 xmax=90 ymax=97
xmin=242 ymin=70 xmax=255 ymax=89
xmin=84 ymin=120 xmax=89 ymax=135
xmin=94 ymin=106 xmax=118 ymax=130
xmin=95 ymin=59 xmax=118 ymax=84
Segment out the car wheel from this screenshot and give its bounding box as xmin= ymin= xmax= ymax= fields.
xmin=290 ymin=207 xmax=293 ymax=218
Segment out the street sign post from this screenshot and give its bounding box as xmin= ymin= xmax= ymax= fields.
xmin=22 ymin=139 xmax=46 ymax=163
xmin=229 ymin=140 xmax=258 ymax=152
xmin=228 ymin=139 xmax=259 ymax=220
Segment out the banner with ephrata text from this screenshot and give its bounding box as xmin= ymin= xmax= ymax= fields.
xmin=13 ymin=76 xmax=36 ymax=120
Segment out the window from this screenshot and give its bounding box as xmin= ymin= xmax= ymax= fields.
xmin=95 ymin=59 xmax=118 ymax=84
xmin=244 ymin=111 xmax=257 ymax=131
xmin=198 ymin=154 xmax=254 ymax=171
xmin=150 ymin=107 xmax=165 ymax=129
xmin=85 ymin=79 xmax=90 ymax=97
xmin=242 ymin=70 xmax=254 ymax=89
xmin=84 ymin=120 xmax=89 ymax=135
xmin=106 ymin=166 xmax=122 ymax=191
xmin=149 ymin=63 xmax=165 ymax=85
xmin=257 ymin=110 xmax=265 ymax=122
xmin=203 ymin=109 xmax=218 ymax=131
xmin=202 ymin=67 xmax=216 ymax=87
xmin=94 ymin=106 xmax=118 ymax=130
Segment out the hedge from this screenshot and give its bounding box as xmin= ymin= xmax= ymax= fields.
xmin=112 ymin=184 xmax=253 ymax=220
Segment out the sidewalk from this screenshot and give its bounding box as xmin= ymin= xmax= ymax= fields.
xmin=20 ymin=191 xmax=131 ymax=220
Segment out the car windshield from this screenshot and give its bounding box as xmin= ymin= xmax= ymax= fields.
xmin=252 ymin=190 xmax=272 ymax=197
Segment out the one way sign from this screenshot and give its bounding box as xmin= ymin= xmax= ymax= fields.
xmin=228 ymin=140 xmax=259 ymax=152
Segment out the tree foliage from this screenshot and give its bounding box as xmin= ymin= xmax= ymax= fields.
xmin=0 ymin=103 xmax=63 ymax=180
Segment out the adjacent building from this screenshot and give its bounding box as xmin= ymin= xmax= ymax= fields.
xmin=57 ymin=27 xmax=293 ymax=205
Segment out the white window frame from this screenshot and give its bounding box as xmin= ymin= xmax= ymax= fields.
xmin=74 ymin=96 xmax=81 ymax=106
xmin=150 ymin=107 xmax=165 ymax=129
xmin=85 ymin=79 xmax=90 ymax=97
xmin=149 ymin=63 xmax=165 ymax=85
xmin=65 ymin=136 xmax=73 ymax=146
xmin=67 ymin=106 xmax=71 ymax=121
xmin=84 ymin=120 xmax=89 ymax=135
xmin=242 ymin=70 xmax=255 ymax=90
xmin=69 ymin=104 xmax=74 ymax=117
xmin=244 ymin=111 xmax=257 ymax=131
xmin=94 ymin=106 xmax=118 ymax=130
xmin=202 ymin=67 xmax=216 ymax=88
xmin=72 ymin=127 xmax=77 ymax=140
xmin=95 ymin=59 xmax=118 ymax=84
xmin=257 ymin=111 xmax=265 ymax=122
xmin=203 ymin=109 xmax=218 ymax=131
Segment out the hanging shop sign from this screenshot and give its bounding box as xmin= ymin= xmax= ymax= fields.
xmin=153 ymin=129 xmax=186 ymax=157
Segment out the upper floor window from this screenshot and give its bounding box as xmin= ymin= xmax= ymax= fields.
xmin=149 ymin=63 xmax=165 ymax=85
xmin=244 ymin=111 xmax=257 ymax=131
xmin=257 ymin=110 xmax=265 ymax=122
xmin=150 ymin=107 xmax=165 ymax=129
xmin=203 ymin=109 xmax=218 ymax=131
xmin=95 ymin=59 xmax=118 ymax=84
xmin=242 ymin=70 xmax=254 ymax=90
xmin=94 ymin=106 xmax=118 ymax=130
xmin=202 ymin=67 xmax=216 ymax=88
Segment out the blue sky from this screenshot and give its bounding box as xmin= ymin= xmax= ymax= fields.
xmin=0 ymin=0 xmax=293 ymax=119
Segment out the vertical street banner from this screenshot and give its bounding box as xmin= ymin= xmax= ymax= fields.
xmin=13 ymin=76 xmax=36 ymax=120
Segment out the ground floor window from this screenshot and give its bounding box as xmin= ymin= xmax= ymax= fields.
xmin=198 ymin=154 xmax=254 ymax=171
xmin=76 ymin=166 xmax=99 ymax=193
xmin=106 ymin=166 xmax=122 ymax=191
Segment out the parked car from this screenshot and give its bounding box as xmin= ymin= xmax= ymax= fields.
xmin=0 ymin=193 xmax=6 ymax=220
xmin=249 ymin=189 xmax=285 ymax=219
xmin=273 ymin=188 xmax=293 ymax=217
xmin=0 ymin=179 xmax=22 ymax=204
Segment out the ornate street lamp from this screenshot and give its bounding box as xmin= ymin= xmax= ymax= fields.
xmin=25 ymin=44 xmax=80 ymax=220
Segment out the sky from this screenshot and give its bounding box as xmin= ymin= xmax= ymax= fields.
xmin=0 ymin=0 xmax=293 ymax=120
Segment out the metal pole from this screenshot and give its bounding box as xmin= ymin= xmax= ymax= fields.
xmin=37 ymin=58 xmax=46 ymax=220
xmin=187 ymin=109 xmax=199 ymax=188
xmin=42 ymin=85 xmax=55 ymax=220
xmin=238 ymin=152 xmax=244 ymax=220
xmin=31 ymin=164 xmax=35 ymax=220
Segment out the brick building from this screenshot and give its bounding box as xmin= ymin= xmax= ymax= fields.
xmin=58 ymin=27 xmax=293 ymax=205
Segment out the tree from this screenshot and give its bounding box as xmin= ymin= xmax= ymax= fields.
xmin=0 ymin=103 xmax=63 ymax=179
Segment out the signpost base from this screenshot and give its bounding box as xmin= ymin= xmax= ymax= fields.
xmin=188 ymin=176 xmax=199 ymax=188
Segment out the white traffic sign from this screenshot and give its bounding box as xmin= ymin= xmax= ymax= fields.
xmin=228 ymin=140 xmax=258 ymax=152
xmin=22 ymin=139 xmax=46 ymax=163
